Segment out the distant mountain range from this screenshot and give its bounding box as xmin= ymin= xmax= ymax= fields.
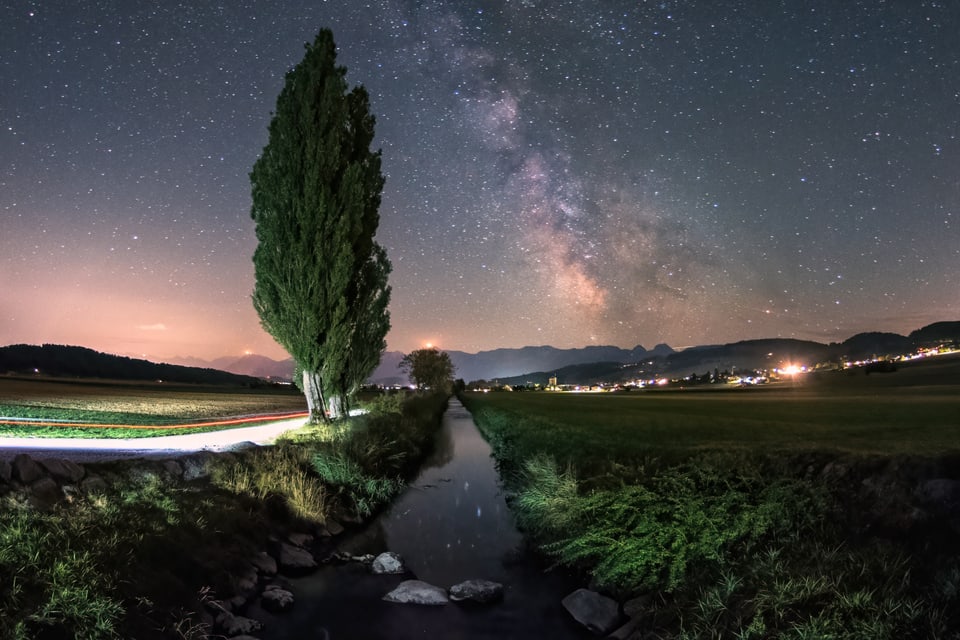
xmin=5 ymin=321 xmax=957 ymax=387
xmin=169 ymin=320 xmax=960 ymax=385
xmin=488 ymin=322 xmax=960 ymax=386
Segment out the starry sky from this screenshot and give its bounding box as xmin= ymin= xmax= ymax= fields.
xmin=2 ymin=1 xmax=958 ymax=363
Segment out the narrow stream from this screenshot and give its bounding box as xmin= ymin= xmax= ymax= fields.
xmin=255 ymin=398 xmax=591 ymax=639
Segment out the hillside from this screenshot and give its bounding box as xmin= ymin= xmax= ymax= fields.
xmin=8 ymin=321 xmax=956 ymax=389
xmin=0 ymin=344 xmax=265 ymax=387
xmin=482 ymin=321 xmax=960 ymax=386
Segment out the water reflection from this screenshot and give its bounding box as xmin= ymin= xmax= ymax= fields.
xmin=257 ymin=398 xmax=589 ymax=639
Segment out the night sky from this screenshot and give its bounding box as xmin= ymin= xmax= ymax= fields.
xmin=2 ymin=1 xmax=958 ymax=363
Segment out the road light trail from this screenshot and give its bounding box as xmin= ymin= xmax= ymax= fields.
xmin=0 ymin=415 xmax=311 ymax=462
xmin=0 ymin=410 xmax=310 ymax=430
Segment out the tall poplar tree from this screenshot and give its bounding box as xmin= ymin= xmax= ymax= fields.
xmin=250 ymin=29 xmax=390 ymax=421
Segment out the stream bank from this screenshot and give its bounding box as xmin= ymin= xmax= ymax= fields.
xmin=254 ymin=397 xmax=591 ymax=639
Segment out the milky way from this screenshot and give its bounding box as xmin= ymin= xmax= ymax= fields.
xmin=2 ymin=1 xmax=958 ymax=361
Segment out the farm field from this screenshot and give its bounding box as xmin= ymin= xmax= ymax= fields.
xmin=460 ymin=354 xmax=960 ymax=637
xmin=462 ymin=353 xmax=960 ymax=465
xmin=0 ymin=376 xmax=307 ymax=438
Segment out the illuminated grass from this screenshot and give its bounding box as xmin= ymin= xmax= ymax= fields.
xmin=0 ymin=376 xmax=306 ymax=438
xmin=1 ymin=391 xmax=449 ymax=638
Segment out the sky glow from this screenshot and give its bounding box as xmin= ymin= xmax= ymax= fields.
xmin=2 ymin=1 xmax=958 ymax=362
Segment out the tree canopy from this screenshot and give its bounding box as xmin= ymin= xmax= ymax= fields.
xmin=250 ymin=28 xmax=390 ymax=421
xmin=399 ymin=348 xmax=456 ymax=393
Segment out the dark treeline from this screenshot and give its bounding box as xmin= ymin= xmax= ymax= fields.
xmin=0 ymin=344 xmax=265 ymax=387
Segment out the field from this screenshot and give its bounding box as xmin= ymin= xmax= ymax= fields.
xmin=460 ymin=354 xmax=960 ymax=638
xmin=464 ymin=353 xmax=960 ymax=467
xmin=0 ymin=376 xmax=307 ymax=438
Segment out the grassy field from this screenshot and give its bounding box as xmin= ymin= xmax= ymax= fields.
xmin=460 ymin=354 xmax=960 ymax=638
xmin=0 ymin=376 xmax=307 ymax=438
xmin=463 ymin=354 xmax=960 ymax=467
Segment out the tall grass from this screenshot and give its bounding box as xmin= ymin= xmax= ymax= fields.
xmin=0 ymin=507 xmax=124 ymax=639
xmin=210 ymin=445 xmax=328 ymax=522
xmin=1 ymin=391 xmax=449 ymax=638
xmin=463 ymin=392 xmax=960 ymax=638
xmin=513 ymin=453 xmax=824 ymax=595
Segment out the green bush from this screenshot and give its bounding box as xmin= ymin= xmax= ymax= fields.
xmin=512 ymin=454 xmax=824 ymax=595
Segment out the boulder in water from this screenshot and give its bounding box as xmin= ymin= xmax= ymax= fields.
xmin=383 ymin=580 xmax=448 ymax=605
xmin=561 ymin=588 xmax=623 ymax=635
xmin=449 ymin=579 xmax=504 ymax=604
xmin=371 ymin=551 xmax=404 ymax=574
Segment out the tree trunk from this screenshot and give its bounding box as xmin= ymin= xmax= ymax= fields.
xmin=302 ymin=370 xmax=329 ymax=423
xmin=328 ymin=394 xmax=347 ymax=419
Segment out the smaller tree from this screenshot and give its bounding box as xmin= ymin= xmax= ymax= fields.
xmin=399 ymin=348 xmax=455 ymax=393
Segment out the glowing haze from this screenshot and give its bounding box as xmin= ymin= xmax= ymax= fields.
xmin=2 ymin=2 xmax=958 ymax=362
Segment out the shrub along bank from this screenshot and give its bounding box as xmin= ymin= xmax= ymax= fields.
xmin=461 ymin=392 xmax=960 ymax=639
xmin=0 ymin=392 xmax=448 ymax=640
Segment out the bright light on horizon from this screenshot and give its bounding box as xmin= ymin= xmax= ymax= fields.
xmin=779 ymin=364 xmax=805 ymax=375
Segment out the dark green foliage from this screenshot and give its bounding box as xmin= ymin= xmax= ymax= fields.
xmin=308 ymin=392 xmax=449 ymax=517
xmin=251 ymin=28 xmax=390 ymax=419
xmin=399 ymin=348 xmax=455 ymax=392
xmin=513 ymin=454 xmax=824 ymax=596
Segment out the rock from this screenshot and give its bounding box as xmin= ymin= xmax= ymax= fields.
xmin=38 ymin=458 xmax=85 ymax=483
xmin=235 ymin=566 xmax=259 ymax=595
xmin=352 ymin=554 xmax=375 ymax=563
xmin=28 ymin=477 xmax=63 ymax=509
xmin=917 ymin=478 xmax=960 ymax=510
xmin=327 ymin=550 xmax=354 ymax=563
xmin=251 ymin=551 xmax=277 ymax=576
xmin=12 ymin=454 xmax=44 ymax=484
xmin=162 ymin=459 xmax=183 ymax=478
xmin=260 ymin=584 xmax=295 ymax=613
xmin=223 ymin=441 xmax=258 ymax=453
xmin=181 ymin=453 xmax=214 ymax=481
xmin=288 ymin=532 xmax=313 ymax=547
xmin=0 ymin=459 xmax=11 ymax=483
xmin=561 ymin=588 xmax=623 ymax=635
xmin=383 ymin=580 xmax=449 ymax=605
xmin=324 ymin=519 xmax=345 ymax=536
xmin=61 ymin=484 xmax=82 ymax=504
xmin=215 ymin=611 xmax=263 ymax=637
xmin=449 ymin=579 xmax=504 ymax=604
xmin=229 ymin=595 xmax=248 ymax=612
xmin=80 ymin=475 xmax=109 ymax=495
xmin=608 ymin=616 xmax=643 ymax=640
xmin=371 ymin=551 xmax=404 ymax=574
xmin=277 ymin=542 xmax=317 ymax=575
xmin=622 ymin=594 xmax=651 ymax=618
xmin=127 ymin=464 xmax=163 ymax=485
